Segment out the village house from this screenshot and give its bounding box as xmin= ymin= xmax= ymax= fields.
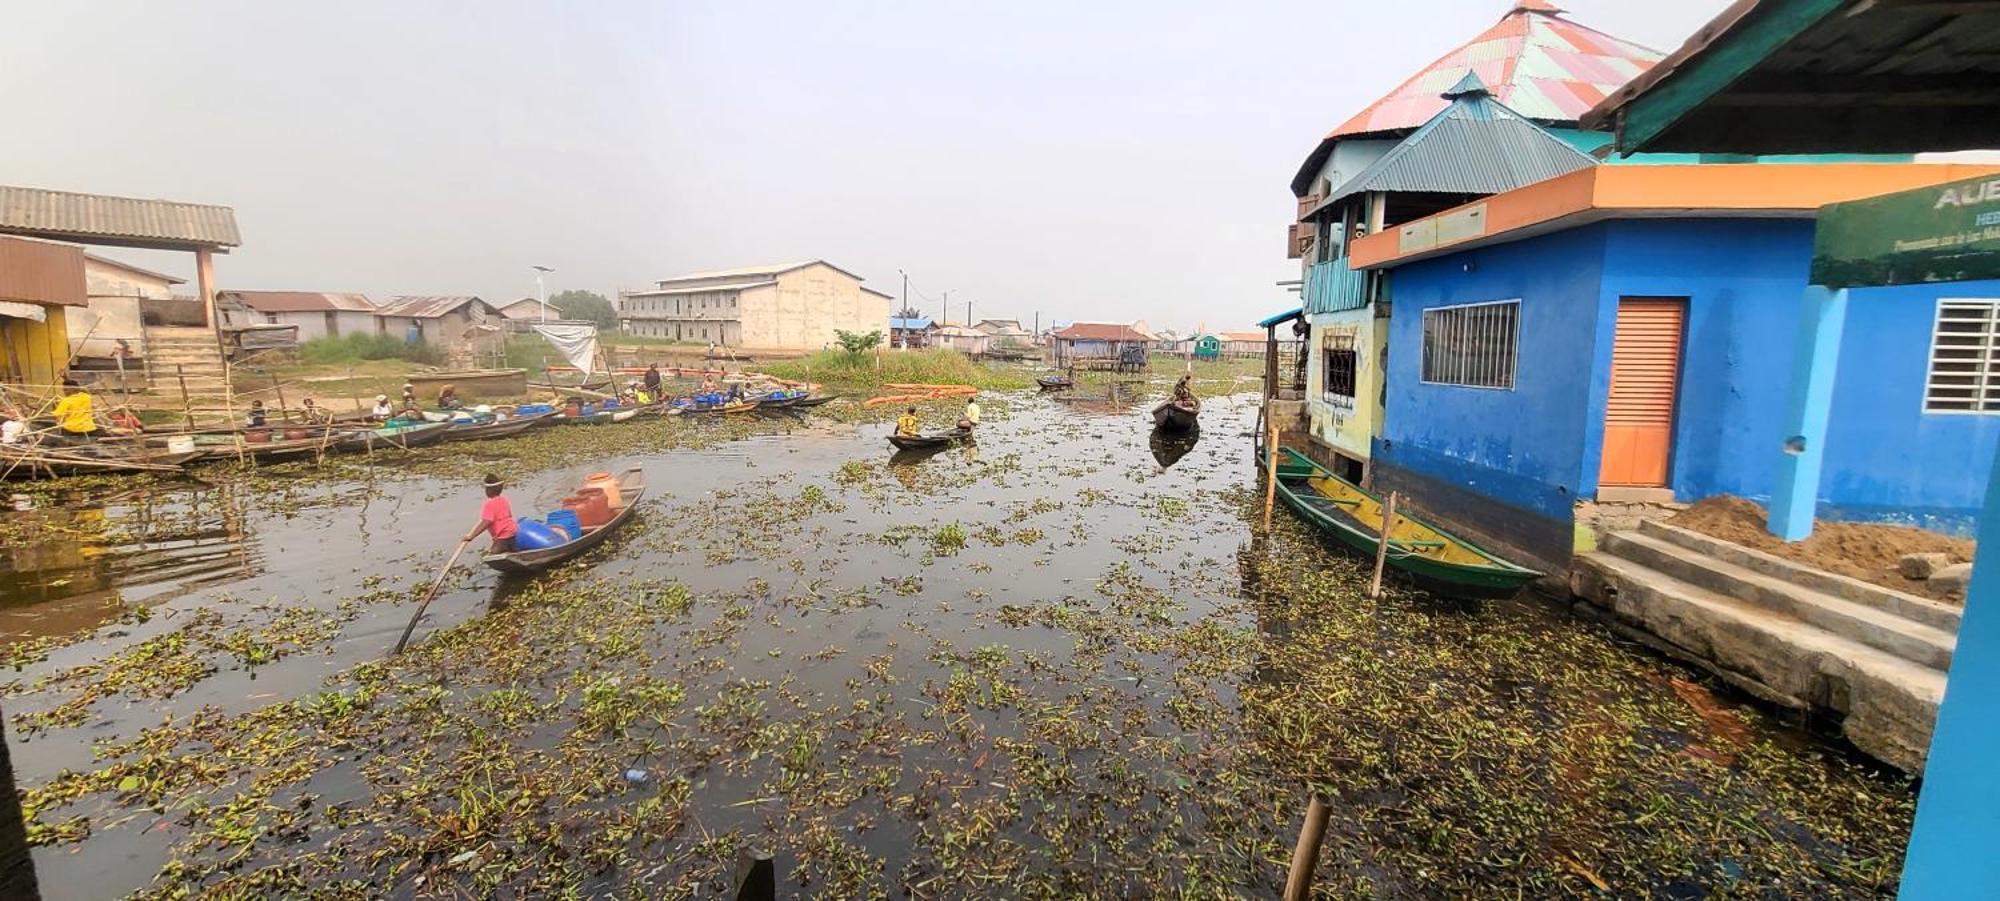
xmin=618 ymin=260 xmax=893 ymax=350
xmin=933 ymin=325 xmax=990 ymax=357
xmin=889 ymin=316 xmax=937 ymax=349
xmin=496 ymin=297 xmax=545 ymax=321
xmin=217 ymin=291 xmax=376 ymax=342
xmin=1051 ymin=322 xmax=1151 ymax=371
xmin=973 ymin=318 xmax=1034 ymax=346
xmin=1349 ymin=163 xmax=2000 ymax=575
xmin=67 ymin=254 xmax=189 ymax=362
xmin=0 ymin=237 xmax=88 ymax=389
xmin=372 ymin=295 xmax=504 ymax=365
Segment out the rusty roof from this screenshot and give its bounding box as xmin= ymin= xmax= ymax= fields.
xmin=219 ymin=290 xmax=376 ymax=313
xmin=0 ymin=185 xmax=240 ymax=251
xmin=1054 ymin=323 xmax=1151 ymax=342
xmin=376 ymin=296 xmax=488 ymax=318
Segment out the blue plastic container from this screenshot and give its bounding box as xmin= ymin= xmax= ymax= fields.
xmin=513 ymin=518 xmax=566 ymax=551
xmin=545 ymin=509 xmax=582 ymax=542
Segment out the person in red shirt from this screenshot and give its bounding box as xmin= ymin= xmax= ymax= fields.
xmin=467 ymin=473 xmax=518 ymax=552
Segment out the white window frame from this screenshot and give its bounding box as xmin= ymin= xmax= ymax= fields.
xmin=1922 ymin=298 xmax=2000 ymax=415
xmin=1420 ymin=299 xmax=1520 ymax=390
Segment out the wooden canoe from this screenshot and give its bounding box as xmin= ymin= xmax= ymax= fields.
xmin=554 ymin=407 xmax=642 ymax=425
xmin=0 ymin=445 xmax=201 ymax=479
xmin=1036 ymin=376 xmax=1074 ymax=391
xmin=789 ymin=395 xmax=837 ymax=408
xmin=1151 ymin=398 xmax=1200 ymax=432
xmin=1267 ymin=447 xmax=1540 ymax=598
xmin=679 ymin=399 xmax=760 ymax=415
xmin=339 ymin=421 xmax=454 ymax=452
xmin=484 ymin=468 xmax=646 ymax=574
xmin=888 ymin=428 xmax=971 ymax=450
xmin=438 ymin=413 xmax=550 ymax=443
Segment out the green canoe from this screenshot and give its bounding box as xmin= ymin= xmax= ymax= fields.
xmin=1264 ymin=446 xmax=1541 ymax=598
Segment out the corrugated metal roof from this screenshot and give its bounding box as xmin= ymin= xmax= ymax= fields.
xmin=376 ymin=296 xmax=487 ymax=318
xmin=0 ymin=185 xmax=241 ymax=249
xmin=1292 ymin=2 xmax=1658 ymax=194
xmin=219 ymin=290 xmax=376 ymax=313
xmin=1054 ymin=323 xmax=1150 ymax=342
xmin=1332 ymin=3 xmax=1659 ymax=138
xmin=624 ymin=279 xmax=777 ymax=296
xmin=1257 ymin=308 xmax=1304 ymax=328
xmin=936 ymin=325 xmax=987 ymax=338
xmin=1321 ymin=74 xmax=1597 ymax=207
xmin=654 ymin=260 xmax=865 ymax=285
xmin=890 ymin=317 xmax=935 ymax=330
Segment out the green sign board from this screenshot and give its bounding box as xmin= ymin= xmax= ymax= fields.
xmin=1811 ymin=174 xmax=2000 ymax=288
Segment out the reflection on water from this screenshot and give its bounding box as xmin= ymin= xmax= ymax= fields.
xmin=1150 ymin=428 xmax=1199 ymax=469
xmin=0 ymin=485 xmax=260 ymax=643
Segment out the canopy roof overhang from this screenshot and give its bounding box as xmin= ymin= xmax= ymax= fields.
xmin=1583 ymin=0 xmax=2000 ymax=156
xmin=0 ymin=185 xmax=240 ymax=253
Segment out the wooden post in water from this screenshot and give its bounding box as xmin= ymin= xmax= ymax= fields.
xmin=1262 ymin=418 xmax=1281 ymax=533
xmin=346 ymin=366 xmax=363 ymax=419
xmin=175 ymin=364 xmax=194 ymax=432
xmin=1282 ymin=793 xmax=1331 ymax=901
xmin=1369 ymin=491 xmax=1398 ymax=599
xmin=270 ymin=373 xmax=289 ymax=423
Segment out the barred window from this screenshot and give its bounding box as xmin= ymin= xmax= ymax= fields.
xmin=1421 ymin=300 xmax=1519 ymax=389
xmin=1925 ymin=300 xmax=2000 ymax=413
xmin=1322 ymin=330 xmax=1357 ymax=400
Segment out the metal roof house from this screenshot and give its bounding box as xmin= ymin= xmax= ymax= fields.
xmin=373 ymin=296 xmax=504 ymax=365
xmin=218 ymin=291 xmax=377 ymax=342
xmin=889 ymin=316 xmax=937 ymax=349
xmin=620 ymin=260 xmax=892 ymax=350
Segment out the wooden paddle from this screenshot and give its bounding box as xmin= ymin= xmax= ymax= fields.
xmin=392 ymin=535 xmax=472 ymax=655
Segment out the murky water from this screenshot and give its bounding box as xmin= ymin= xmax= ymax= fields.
xmin=0 ymin=392 xmax=1915 ymax=897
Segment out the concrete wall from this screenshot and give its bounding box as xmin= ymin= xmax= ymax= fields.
xmin=83 ymin=259 xmax=176 ymax=300
xmin=1373 ymin=224 xmax=1611 ymax=570
xmin=68 ymin=297 xmax=144 ymax=358
xmin=1377 ymin=217 xmax=2000 ymax=569
xmin=738 ymin=264 xmax=889 ymax=350
xmin=1306 ymin=306 xmax=1387 ymax=468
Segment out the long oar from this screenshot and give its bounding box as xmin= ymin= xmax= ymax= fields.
xmin=392 ymin=536 xmax=473 ymax=655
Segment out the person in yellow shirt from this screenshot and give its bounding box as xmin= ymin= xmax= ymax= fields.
xmin=52 ymin=379 xmax=99 ymax=443
xmin=959 ymin=396 xmax=981 ymax=432
xmin=895 ymin=406 xmax=921 ymax=438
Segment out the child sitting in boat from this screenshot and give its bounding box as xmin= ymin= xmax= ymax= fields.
xmin=465 ymin=473 xmax=517 ymax=553
xmin=245 ymin=400 xmax=267 ymax=428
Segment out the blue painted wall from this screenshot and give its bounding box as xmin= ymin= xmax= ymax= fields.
xmin=1375 ymin=224 xmax=1609 ymax=525
xmin=1378 ymin=218 xmax=2000 ymax=540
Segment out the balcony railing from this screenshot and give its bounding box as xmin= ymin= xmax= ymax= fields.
xmin=1304 ymin=260 xmax=1369 ymax=314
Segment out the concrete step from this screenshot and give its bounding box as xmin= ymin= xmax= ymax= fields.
xmin=1637 ymin=519 xmax=1960 ymax=632
xmin=1604 ymin=530 xmax=1956 ymax=670
xmin=1575 ymin=552 xmax=1944 ymax=773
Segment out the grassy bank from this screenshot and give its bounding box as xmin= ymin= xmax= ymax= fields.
xmin=764 ymin=348 xmax=1035 ymax=391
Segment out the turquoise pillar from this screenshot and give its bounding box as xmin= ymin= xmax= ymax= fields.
xmin=1901 ymin=444 xmax=2000 ymax=897
xmin=1767 ymin=286 xmax=1847 ymax=541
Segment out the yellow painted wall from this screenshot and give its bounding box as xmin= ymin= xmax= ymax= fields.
xmin=1304 ymin=306 xmax=1387 ymax=464
xmin=2 ymin=306 xmax=71 ymax=391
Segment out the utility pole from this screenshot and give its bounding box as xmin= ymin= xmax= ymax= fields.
xmin=532 ymin=265 xmax=555 ymax=321
xmin=900 ymin=270 xmax=908 ymax=315
xmin=942 ymin=291 xmax=950 ymax=325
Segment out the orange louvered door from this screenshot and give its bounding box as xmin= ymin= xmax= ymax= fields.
xmin=1599 ymin=298 xmax=1686 ymax=488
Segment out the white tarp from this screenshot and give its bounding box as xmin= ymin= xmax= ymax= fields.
xmin=0 ymin=301 xmax=47 ymax=322
xmin=532 ymin=323 xmax=600 ymax=374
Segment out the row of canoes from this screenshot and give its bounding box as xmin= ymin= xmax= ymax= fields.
xmin=2 ymin=391 xmax=842 ymax=479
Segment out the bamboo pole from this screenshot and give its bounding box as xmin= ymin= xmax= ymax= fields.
xmin=1369 ymin=491 xmax=1398 ymax=599
xmin=1262 ymin=418 xmax=1281 ymax=533
xmin=1282 ymin=794 xmax=1332 ymax=901
xmin=175 ymin=364 xmax=194 ymax=432
xmin=346 ymin=366 xmax=363 ymax=419
xmin=270 ymin=373 xmax=289 ymax=423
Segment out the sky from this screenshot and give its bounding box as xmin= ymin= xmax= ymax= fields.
xmin=1 ymin=1 xmax=1740 ymax=333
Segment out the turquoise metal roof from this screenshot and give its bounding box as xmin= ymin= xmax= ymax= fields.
xmin=1320 ymin=74 xmax=1597 ymax=207
xmin=1257 ymin=308 xmax=1303 ymax=328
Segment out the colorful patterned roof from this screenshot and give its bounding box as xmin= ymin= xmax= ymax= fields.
xmin=1331 ymin=2 xmax=1661 ymax=140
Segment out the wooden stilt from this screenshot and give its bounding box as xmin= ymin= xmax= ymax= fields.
xmin=1369 ymin=491 xmax=1398 ymax=599
xmin=1282 ymin=793 xmax=1332 ymax=901
xmin=270 ymin=373 xmax=289 ymax=423
xmin=175 ymin=364 xmax=194 ymax=432
xmin=1263 ymin=418 xmax=1281 ymax=533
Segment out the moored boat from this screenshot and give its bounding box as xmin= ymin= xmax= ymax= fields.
xmin=1151 ymin=398 xmax=1200 ymax=432
xmin=0 ymin=444 xmax=201 ymax=479
xmin=338 ymin=421 xmax=454 ymax=452
xmin=484 ymin=468 xmax=647 ymax=574
xmin=790 ymin=394 xmax=837 ymax=409
xmin=1037 ymin=375 xmax=1074 ymax=391
xmin=1266 ymin=446 xmax=1541 ymax=598
xmin=888 ymin=428 xmax=971 ymax=451
xmin=439 ymin=412 xmax=551 ymax=443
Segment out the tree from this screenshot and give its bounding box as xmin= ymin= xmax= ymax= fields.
xmin=834 ymin=329 xmax=883 ymax=355
xmin=547 ymin=290 xmax=620 ymax=331
xmin=895 ymin=306 xmax=925 ymax=320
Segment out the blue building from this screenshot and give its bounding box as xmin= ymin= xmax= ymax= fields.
xmin=1351 ymin=163 xmax=2000 ymax=572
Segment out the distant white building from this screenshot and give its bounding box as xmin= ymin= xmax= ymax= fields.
xmin=70 ymin=254 xmax=188 ymax=359
xmin=618 ymin=260 xmax=893 ymax=350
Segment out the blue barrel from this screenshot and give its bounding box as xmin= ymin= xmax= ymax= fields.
xmin=545 ymin=509 xmax=582 ymax=541
xmin=513 ymin=518 xmax=566 ymax=551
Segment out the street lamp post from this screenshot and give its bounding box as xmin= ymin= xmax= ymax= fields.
xmin=532 ymin=265 xmax=555 ymax=321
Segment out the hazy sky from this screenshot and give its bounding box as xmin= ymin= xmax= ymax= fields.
xmin=3 ymin=1 xmax=1735 ymax=332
